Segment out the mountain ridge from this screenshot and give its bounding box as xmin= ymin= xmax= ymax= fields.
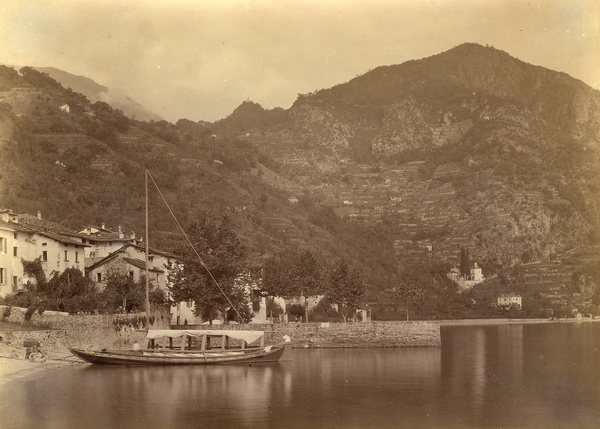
xmin=1 ymin=43 xmax=599 ymax=310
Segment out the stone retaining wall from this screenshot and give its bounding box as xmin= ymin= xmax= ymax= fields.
xmin=0 ymin=305 xmax=170 ymax=350
xmin=1 ymin=304 xmax=440 ymax=351
xmin=181 ymin=321 xmax=441 ymax=347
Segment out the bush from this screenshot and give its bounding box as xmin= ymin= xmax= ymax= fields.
xmin=24 ymin=306 xmax=36 ymax=322
xmin=308 ymin=299 xmax=343 ymax=322
xmin=1 ymin=306 xmax=12 ymax=321
xmin=288 ymin=304 xmax=305 ymax=321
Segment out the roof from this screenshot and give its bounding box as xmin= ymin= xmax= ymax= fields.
xmin=8 ymin=215 xmax=90 ymax=246
xmin=83 ymin=231 xmax=132 ymax=242
xmin=498 ymin=294 xmax=521 ymax=298
xmin=134 ymin=241 xmax=180 ymax=259
xmin=123 ymin=257 xmax=163 ymax=273
xmin=0 ymin=219 xmax=33 ymax=233
xmin=147 ymin=330 xmax=264 ymax=344
xmin=87 ymin=243 xmax=179 ymax=272
xmin=17 ymin=214 xmax=82 ymax=238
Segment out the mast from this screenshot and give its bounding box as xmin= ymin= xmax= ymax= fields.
xmin=145 ymin=170 xmax=150 ymax=330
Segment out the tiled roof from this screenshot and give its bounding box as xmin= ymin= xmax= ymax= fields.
xmin=9 ymin=215 xmax=90 ymax=246
xmin=84 ymin=231 xmax=132 ymax=242
xmin=123 ymin=257 xmax=163 ymax=273
xmin=134 ymin=242 xmax=180 ymax=259
xmin=17 ymin=214 xmax=81 ymax=238
xmin=0 ymin=219 xmax=33 ymax=233
xmin=87 ymin=243 xmax=179 ymax=272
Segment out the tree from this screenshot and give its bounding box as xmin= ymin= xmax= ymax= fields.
xmin=5 ymin=266 xmax=101 ymax=314
xmin=265 ymin=297 xmax=284 ymax=321
xmin=290 ymin=250 xmax=325 ymax=322
xmin=259 ymin=250 xmax=325 ymax=322
xmin=460 ymin=247 xmax=472 ymax=276
xmin=101 ymin=263 xmax=165 ymax=313
xmin=392 ymin=283 xmax=424 ymax=321
xmin=326 ymin=259 xmax=366 ymax=322
xmin=259 ymin=254 xmax=295 ymax=299
xmin=167 ymin=212 xmax=248 ymax=324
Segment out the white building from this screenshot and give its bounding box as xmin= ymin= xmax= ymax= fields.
xmin=1 ymin=210 xmax=89 ymax=297
xmin=78 ymin=224 xmax=137 ymax=266
xmin=497 ymin=294 xmax=522 ymax=309
xmin=448 ymin=262 xmax=485 ymax=290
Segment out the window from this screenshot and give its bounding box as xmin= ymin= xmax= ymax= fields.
xmin=13 ymin=232 xmax=17 ymax=239
xmin=128 ymin=271 xmax=134 ymax=279
xmin=42 ymin=251 xmax=48 ymax=262
xmin=97 ymin=272 xmax=102 ymax=282
xmin=0 ymin=237 xmax=6 ymax=254
xmin=13 ymin=246 xmax=17 ymax=257
xmin=64 ymin=250 xmax=68 ymax=261
xmin=75 ymin=252 xmax=79 ymax=263
xmin=12 ymin=276 xmax=17 ymax=292
xmin=0 ymin=268 xmax=5 ymax=285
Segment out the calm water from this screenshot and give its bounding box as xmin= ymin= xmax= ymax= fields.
xmin=2 ymin=323 xmax=599 ymax=429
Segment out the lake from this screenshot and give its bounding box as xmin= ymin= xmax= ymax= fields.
xmin=1 ymin=322 xmax=598 ymax=429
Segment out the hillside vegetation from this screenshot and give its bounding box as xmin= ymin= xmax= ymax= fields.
xmin=1 ymin=43 xmax=599 ymax=317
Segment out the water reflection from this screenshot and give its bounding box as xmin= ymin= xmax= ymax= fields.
xmin=2 ymin=323 xmax=598 ymax=429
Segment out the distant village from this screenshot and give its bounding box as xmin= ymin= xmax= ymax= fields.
xmin=1 ymin=208 xmax=525 ymax=323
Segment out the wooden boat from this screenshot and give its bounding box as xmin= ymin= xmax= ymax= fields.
xmin=69 ymin=329 xmax=289 ymax=365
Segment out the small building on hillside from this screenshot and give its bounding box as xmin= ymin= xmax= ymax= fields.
xmin=448 ymin=262 xmax=485 ymax=290
xmin=448 ymin=247 xmax=485 ymax=290
xmin=497 ymin=294 xmax=522 ymax=309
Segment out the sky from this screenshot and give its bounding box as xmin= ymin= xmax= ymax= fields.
xmin=1 ymin=0 xmax=599 ymax=122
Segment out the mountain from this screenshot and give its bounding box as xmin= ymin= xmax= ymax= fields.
xmin=24 ymin=66 xmax=162 ymax=122
xmin=1 ymin=44 xmax=600 ymax=314
xmin=214 ymin=43 xmax=600 ymax=266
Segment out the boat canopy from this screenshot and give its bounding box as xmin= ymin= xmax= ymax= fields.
xmin=146 ymin=330 xmax=264 ymax=344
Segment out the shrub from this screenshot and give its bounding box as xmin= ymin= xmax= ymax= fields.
xmin=24 ymin=306 xmax=36 ymax=322
xmin=1 ymin=306 xmax=12 ymax=321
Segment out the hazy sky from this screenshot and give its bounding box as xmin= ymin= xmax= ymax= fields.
xmin=1 ymin=0 xmax=599 ymax=122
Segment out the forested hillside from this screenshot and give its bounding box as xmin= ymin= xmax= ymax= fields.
xmin=1 ymin=43 xmax=600 ymax=317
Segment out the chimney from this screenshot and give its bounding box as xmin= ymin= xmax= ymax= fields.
xmin=87 ymin=227 xmax=91 ymax=235
xmin=118 ymin=226 xmax=124 ymax=239
xmin=37 ymin=211 xmax=42 ymax=220
xmin=0 ymin=210 xmax=8 ymax=222
xmin=101 ymin=223 xmax=105 ymax=230
xmin=130 ymin=231 xmax=136 ymax=241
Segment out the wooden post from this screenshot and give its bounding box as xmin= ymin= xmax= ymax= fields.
xmin=169 ymin=337 xmax=173 ymax=349
xmin=241 ymin=340 xmax=246 ymax=350
xmin=180 ymin=335 xmax=186 ymax=351
xmin=260 ymin=335 xmax=265 ymax=348
xmin=201 ymin=334 xmax=207 ymax=352
xmin=221 ymin=335 xmax=227 ymax=350
xmin=145 ymin=170 xmax=150 ymax=331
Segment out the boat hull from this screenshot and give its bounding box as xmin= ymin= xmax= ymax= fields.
xmin=69 ymin=345 xmax=285 ymax=365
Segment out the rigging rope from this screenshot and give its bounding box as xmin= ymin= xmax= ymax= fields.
xmin=146 ymin=170 xmax=251 ymax=329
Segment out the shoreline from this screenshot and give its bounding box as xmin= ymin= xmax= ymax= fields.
xmin=1 ymin=317 xmax=597 ymax=386
xmin=438 ymin=317 xmax=599 ymax=325
xmin=0 ymin=356 xmax=82 ymax=387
